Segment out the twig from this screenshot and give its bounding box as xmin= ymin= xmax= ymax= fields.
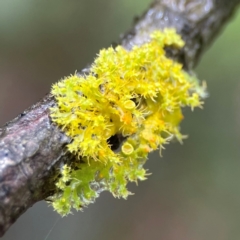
xmin=0 ymin=0 xmax=239 ymax=237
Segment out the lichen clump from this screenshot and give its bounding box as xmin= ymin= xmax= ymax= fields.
xmin=50 ymin=28 xmax=206 ymax=215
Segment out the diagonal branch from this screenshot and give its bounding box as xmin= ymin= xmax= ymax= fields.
xmin=0 ymin=0 xmax=239 ymax=237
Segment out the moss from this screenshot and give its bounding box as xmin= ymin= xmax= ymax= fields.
xmin=50 ymin=28 xmax=206 ymax=215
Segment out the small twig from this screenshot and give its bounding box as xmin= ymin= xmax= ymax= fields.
xmin=0 ymin=0 xmax=239 ymax=236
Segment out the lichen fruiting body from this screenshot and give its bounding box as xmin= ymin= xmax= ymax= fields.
xmin=50 ymin=28 xmax=206 ymax=215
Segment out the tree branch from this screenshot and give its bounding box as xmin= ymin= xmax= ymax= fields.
xmin=0 ymin=0 xmax=239 ymax=236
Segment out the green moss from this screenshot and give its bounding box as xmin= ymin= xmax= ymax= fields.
xmin=50 ymin=28 xmax=206 ymax=215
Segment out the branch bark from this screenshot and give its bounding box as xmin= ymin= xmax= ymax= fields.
xmin=0 ymin=0 xmax=239 ymax=236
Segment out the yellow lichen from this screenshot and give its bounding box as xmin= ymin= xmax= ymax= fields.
xmin=50 ymin=28 xmax=206 ymax=215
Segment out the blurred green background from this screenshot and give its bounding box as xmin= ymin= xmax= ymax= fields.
xmin=0 ymin=1 xmax=240 ymax=240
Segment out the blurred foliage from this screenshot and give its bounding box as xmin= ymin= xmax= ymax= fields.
xmin=0 ymin=1 xmax=240 ymax=240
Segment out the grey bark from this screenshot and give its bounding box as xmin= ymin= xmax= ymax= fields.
xmin=0 ymin=0 xmax=239 ymax=237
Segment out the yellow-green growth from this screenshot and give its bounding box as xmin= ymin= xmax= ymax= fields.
xmin=50 ymin=28 xmax=206 ymax=215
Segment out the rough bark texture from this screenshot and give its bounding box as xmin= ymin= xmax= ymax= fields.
xmin=0 ymin=0 xmax=239 ymax=237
